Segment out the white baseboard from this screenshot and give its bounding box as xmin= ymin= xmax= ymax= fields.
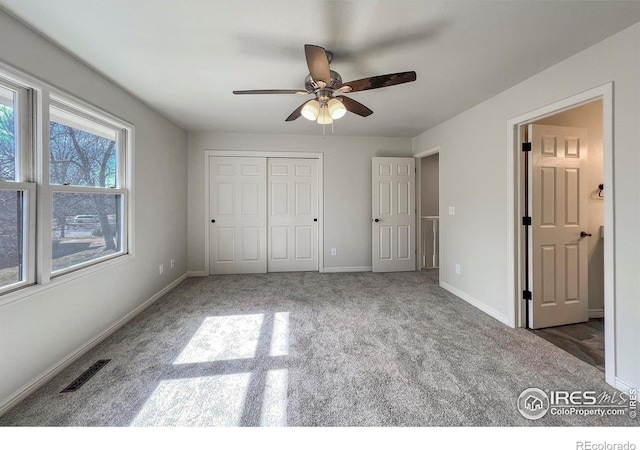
xmin=589 ymin=308 xmax=604 ymax=319
xmin=186 ymin=270 xmax=208 ymax=277
xmin=440 ymin=281 xmax=511 ymax=327
xmin=0 ymin=273 xmax=188 ymax=418
xmin=322 ymin=266 xmax=373 ymax=273
xmin=613 ymin=376 xmax=639 ymax=394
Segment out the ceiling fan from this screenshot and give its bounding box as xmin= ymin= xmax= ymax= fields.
xmin=232 ymin=44 xmax=417 ymax=124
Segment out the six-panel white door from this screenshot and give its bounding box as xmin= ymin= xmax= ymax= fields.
xmin=372 ymin=157 xmax=416 ymax=272
xmin=529 ymin=124 xmax=589 ymax=328
xmin=268 ymin=158 xmax=319 ymax=272
xmin=209 ymin=157 xmax=267 ymax=274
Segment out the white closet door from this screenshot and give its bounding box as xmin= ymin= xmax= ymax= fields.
xmin=268 ymin=158 xmax=319 ymax=272
xmin=209 ymin=157 xmax=267 ymax=274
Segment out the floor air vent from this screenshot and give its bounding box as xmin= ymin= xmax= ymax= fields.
xmin=60 ymin=359 xmax=111 ymax=393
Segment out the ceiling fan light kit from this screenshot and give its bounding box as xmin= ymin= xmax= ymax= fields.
xmin=301 ymin=99 xmax=320 ymax=120
xmin=233 ymin=44 xmax=417 ymax=133
xmin=328 ymin=98 xmax=347 ymax=119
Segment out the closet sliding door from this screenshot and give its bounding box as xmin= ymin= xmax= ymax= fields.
xmin=209 ymin=157 xmax=267 ymax=274
xmin=208 ymin=156 xmax=319 ymax=274
xmin=268 ymin=158 xmax=319 ymax=272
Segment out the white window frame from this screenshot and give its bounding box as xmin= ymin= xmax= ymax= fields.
xmin=0 ymin=78 xmax=36 ymax=295
xmin=0 ymin=62 xmax=135 ymax=305
xmin=47 ymin=97 xmax=130 ymax=278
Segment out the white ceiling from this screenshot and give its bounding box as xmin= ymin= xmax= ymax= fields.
xmin=2 ymin=0 xmax=640 ymax=138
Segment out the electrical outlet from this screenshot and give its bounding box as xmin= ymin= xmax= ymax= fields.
xmin=449 ymin=206 xmax=455 ymax=215
xmin=159 ymin=264 xmax=164 ymax=275
xmin=331 ymin=248 xmax=337 ymax=256
xmin=170 ymin=258 xmax=175 ymax=269
xmin=455 ymin=264 xmax=461 ymax=275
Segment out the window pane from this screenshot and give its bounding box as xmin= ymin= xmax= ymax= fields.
xmin=52 ymin=192 xmax=122 ymax=272
xmin=50 ymin=106 xmax=118 ymax=187
xmin=0 ymin=86 xmax=16 ymax=181
xmin=0 ymin=190 xmax=23 ymax=289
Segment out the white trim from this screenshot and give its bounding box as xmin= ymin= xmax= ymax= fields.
xmin=0 ymin=272 xmax=188 ymax=417
xmin=506 ymin=83 xmax=616 ymax=387
xmin=203 ymin=150 xmax=324 ymax=275
xmin=186 ymin=271 xmax=208 ymax=277
xmin=205 ymin=150 xmax=322 ymax=159
xmin=613 ymin=376 xmax=639 ymax=395
xmin=322 ymin=266 xmax=372 ymax=273
xmin=0 ymin=254 xmax=134 ymax=308
xmin=414 ymin=145 xmax=441 ymax=159
xmin=440 ymin=281 xmax=510 ymax=326
xmin=588 ymin=308 xmax=604 ymax=319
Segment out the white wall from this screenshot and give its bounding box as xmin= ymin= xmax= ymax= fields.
xmin=187 ymin=132 xmax=412 ymax=272
xmin=0 ymin=10 xmax=188 ymax=411
xmin=536 ymin=101 xmax=604 ymax=314
xmin=413 ymin=23 xmax=640 ymax=388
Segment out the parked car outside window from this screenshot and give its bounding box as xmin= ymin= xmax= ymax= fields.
xmin=74 ymin=215 xmax=99 ymax=224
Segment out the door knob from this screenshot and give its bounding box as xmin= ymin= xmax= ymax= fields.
xmin=374 ymin=218 xmax=380 ymax=222
xmin=211 ymin=219 xmax=216 ymax=223
xmin=580 ymin=231 xmax=591 ymax=237
xmin=313 ymin=218 xmax=318 ymax=222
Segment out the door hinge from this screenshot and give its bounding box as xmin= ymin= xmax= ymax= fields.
xmin=522 ymin=216 xmax=532 ymax=226
xmin=523 ymin=290 xmax=532 ymax=300
xmin=522 ymin=142 xmax=531 ymax=152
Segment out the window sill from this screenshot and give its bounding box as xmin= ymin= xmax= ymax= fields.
xmin=0 ymin=253 xmax=135 ymax=308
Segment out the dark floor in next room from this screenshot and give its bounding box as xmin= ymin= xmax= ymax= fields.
xmin=529 ymin=319 xmax=604 ymax=372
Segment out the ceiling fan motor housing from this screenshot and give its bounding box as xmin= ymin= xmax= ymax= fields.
xmin=305 ymin=70 xmax=343 ymax=93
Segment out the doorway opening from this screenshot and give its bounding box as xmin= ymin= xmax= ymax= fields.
xmin=415 ymin=146 xmax=440 ymax=283
xmin=509 ymin=84 xmax=614 ymax=385
xmin=525 ymin=101 xmax=604 ymax=371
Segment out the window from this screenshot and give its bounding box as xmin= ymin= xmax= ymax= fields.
xmin=48 ymin=102 xmax=128 ymax=276
xmin=0 ymin=67 xmax=133 ymax=298
xmin=0 ymin=80 xmax=34 ymax=295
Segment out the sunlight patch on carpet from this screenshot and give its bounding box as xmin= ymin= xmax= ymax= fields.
xmin=130 ymin=373 xmax=251 ymax=426
xmin=260 ymin=369 xmax=288 ymax=426
xmin=173 ymin=314 xmax=264 ymax=364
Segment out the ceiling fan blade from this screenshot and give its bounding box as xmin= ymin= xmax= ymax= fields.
xmin=285 ymin=101 xmax=308 ymax=122
xmin=304 ymin=44 xmax=331 ymax=87
xmin=233 ymin=89 xmax=308 ymax=95
xmin=340 ymin=71 xmax=417 ymax=93
xmin=336 ymin=95 xmax=373 ymax=117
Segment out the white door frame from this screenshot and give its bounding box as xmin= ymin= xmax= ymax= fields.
xmin=414 ymin=146 xmax=441 ymax=272
xmin=507 ymin=83 xmax=615 ymax=386
xmin=204 ymin=150 xmax=324 ymax=275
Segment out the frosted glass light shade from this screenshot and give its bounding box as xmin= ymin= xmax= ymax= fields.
xmin=328 ymin=98 xmax=347 ymax=119
xmin=301 ymin=100 xmax=319 ymax=121
xmin=316 ymin=105 xmax=333 ymax=124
